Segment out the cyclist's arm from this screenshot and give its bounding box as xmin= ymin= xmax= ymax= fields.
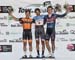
xmin=56 ymin=12 xmax=67 ymax=18
xmin=8 ymin=11 xmax=19 ymax=21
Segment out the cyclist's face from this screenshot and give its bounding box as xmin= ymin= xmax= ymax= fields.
xmin=47 ymin=8 xmax=53 ymax=14
xmin=25 ymin=12 xmax=30 ymax=18
xmin=35 ymin=10 xmax=40 ymax=16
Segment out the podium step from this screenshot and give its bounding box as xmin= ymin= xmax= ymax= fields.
xmin=20 ymin=57 xmax=55 ymax=60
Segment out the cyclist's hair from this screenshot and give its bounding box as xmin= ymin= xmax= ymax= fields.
xmin=47 ymin=6 xmax=53 ymax=11
xmin=25 ymin=9 xmax=31 ymax=13
xmin=35 ymin=8 xmax=41 ymax=13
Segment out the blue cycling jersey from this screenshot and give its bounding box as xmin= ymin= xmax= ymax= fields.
xmin=33 ymin=15 xmax=45 ymax=26
xmin=44 ymin=13 xmax=67 ymax=28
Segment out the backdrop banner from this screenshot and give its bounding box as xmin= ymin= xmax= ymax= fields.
xmin=0 ymin=0 xmax=75 ymax=60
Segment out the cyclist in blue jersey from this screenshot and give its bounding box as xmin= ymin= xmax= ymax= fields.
xmin=33 ymin=8 xmax=45 ymax=58
xmin=44 ymin=6 xmax=70 ymax=58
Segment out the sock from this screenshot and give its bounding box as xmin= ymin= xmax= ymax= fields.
xmin=24 ymin=51 xmax=26 ymax=55
xmin=52 ymin=51 xmax=54 ymax=53
xmin=42 ymin=50 xmax=44 ymax=56
xmin=49 ymin=52 xmax=51 ymax=56
xmin=30 ymin=51 xmax=32 ymax=56
xmin=37 ymin=50 xmax=40 ymax=56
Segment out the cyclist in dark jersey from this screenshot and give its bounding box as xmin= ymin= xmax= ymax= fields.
xmin=8 ymin=9 xmax=33 ymax=58
xmin=33 ymin=8 xmax=45 ymax=58
xmin=44 ymin=6 xmax=70 ymax=58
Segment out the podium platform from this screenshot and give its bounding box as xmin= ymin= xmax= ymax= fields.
xmin=20 ymin=57 xmax=55 ymax=60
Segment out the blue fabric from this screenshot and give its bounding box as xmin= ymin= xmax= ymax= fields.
xmin=44 ymin=13 xmax=67 ymax=28
xmin=33 ymin=15 xmax=45 ymax=25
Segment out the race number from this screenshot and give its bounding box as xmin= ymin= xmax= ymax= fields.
xmin=35 ymin=19 xmax=44 ymax=25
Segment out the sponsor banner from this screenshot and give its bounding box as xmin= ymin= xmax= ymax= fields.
xmin=0 ymin=45 xmax=12 ymax=52
xmin=0 ymin=6 xmax=13 ymax=13
xmin=0 ymin=0 xmax=75 ymax=60
xmin=67 ymin=44 xmax=75 ymax=51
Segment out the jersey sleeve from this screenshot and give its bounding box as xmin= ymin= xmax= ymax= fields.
xmin=56 ymin=12 xmax=67 ymax=18
xmin=19 ymin=18 xmax=23 ymax=24
xmin=32 ymin=18 xmax=35 ymax=23
xmin=44 ymin=15 xmax=47 ymax=24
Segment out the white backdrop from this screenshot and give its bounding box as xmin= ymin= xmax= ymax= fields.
xmin=0 ymin=0 xmax=75 ymax=60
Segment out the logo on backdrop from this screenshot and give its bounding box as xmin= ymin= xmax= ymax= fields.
xmin=0 ymin=6 xmax=13 ymax=13
xmin=56 ymin=38 xmax=68 ymax=42
xmin=0 ymin=45 xmax=12 ymax=52
xmin=0 ymin=39 xmax=7 ymax=42
xmin=11 ymin=23 xmax=22 ymax=27
xmin=5 ymin=31 xmax=22 ymax=35
xmin=56 ymin=29 xmax=69 ymax=35
xmin=0 ymin=16 xmax=7 ymax=20
xmin=0 ymin=23 xmax=8 ymax=27
xmin=70 ymin=38 xmax=75 ymax=42
xmin=66 ymin=23 xmax=75 ymax=27
xmin=67 ymin=44 xmax=75 ymax=51
xmin=9 ymin=38 xmax=22 ymax=43
xmin=70 ymin=30 xmax=75 ymax=34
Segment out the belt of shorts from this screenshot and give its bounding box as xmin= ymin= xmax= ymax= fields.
xmin=23 ymin=29 xmax=31 ymax=31
xmin=35 ymin=25 xmax=43 ymax=28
